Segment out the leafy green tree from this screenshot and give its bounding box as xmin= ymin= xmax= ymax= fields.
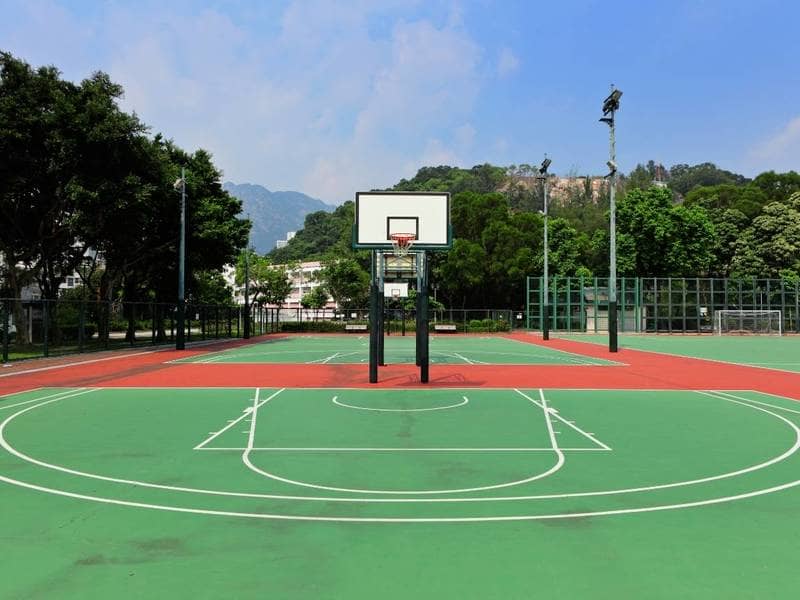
xmin=301 ymin=286 xmax=329 ymax=320
xmin=625 ymin=164 xmax=653 ymax=192
xmin=317 ymin=259 xmax=370 ymax=310
xmin=668 ymin=162 xmax=748 ymax=196
xmin=684 ymin=184 xmax=767 ymax=219
xmin=270 ymin=201 xmax=355 ymax=263
xmin=614 ymin=186 xmax=715 ymax=276
xmin=256 ymin=265 xmax=293 ymax=323
xmin=751 ymin=171 xmax=800 ymax=204
xmin=435 ymin=239 xmax=488 ymax=308
xmin=731 ymin=193 xmax=800 ymax=278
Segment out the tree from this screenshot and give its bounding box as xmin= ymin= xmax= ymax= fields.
xmin=730 ymin=193 xmax=800 ymax=278
xmin=301 ymin=286 xmax=329 ymax=320
xmin=257 ymin=265 xmax=293 ymax=322
xmin=317 ymin=259 xmax=370 ymax=310
xmin=684 ymin=184 xmax=767 ymax=219
xmin=668 ymin=162 xmax=748 ymax=196
xmin=751 ymin=171 xmax=800 ymax=204
xmin=614 ymin=186 xmax=715 ymax=276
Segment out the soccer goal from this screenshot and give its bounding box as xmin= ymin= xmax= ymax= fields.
xmin=713 ymin=309 xmax=782 ymax=335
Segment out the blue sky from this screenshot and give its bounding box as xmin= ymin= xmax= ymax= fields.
xmin=2 ymin=0 xmax=799 ymax=203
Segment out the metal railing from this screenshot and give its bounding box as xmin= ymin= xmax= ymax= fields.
xmin=526 ymin=277 xmax=800 ymax=334
xmin=1 ymin=298 xmax=279 ymax=362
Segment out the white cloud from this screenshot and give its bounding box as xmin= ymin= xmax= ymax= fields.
xmin=497 ymin=47 xmax=520 ymax=77
xmin=748 ymin=116 xmax=800 ymax=172
xmin=3 ymin=1 xmax=488 ymax=203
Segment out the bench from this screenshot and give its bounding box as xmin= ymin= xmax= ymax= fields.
xmin=344 ymin=324 xmax=368 ymax=332
xmin=433 ymin=323 xmax=458 ymax=333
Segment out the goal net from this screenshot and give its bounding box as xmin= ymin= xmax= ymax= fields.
xmin=713 ymin=310 xmax=782 ymax=335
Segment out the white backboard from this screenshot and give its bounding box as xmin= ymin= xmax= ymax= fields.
xmin=353 ymin=191 xmax=451 ymax=250
xmin=384 ymin=282 xmax=409 ymax=298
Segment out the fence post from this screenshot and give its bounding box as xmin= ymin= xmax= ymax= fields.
xmin=525 ymin=277 xmax=530 ymax=329
xmin=566 ymin=277 xmax=572 ymax=333
xmin=43 ymin=300 xmax=49 ymax=357
xmin=2 ymin=299 xmax=8 ymax=364
xmin=579 ymin=276 xmax=585 ymax=332
xmin=78 ymin=297 xmax=86 ymax=353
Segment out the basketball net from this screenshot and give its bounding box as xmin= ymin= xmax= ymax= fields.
xmin=390 ymin=233 xmax=416 ymax=257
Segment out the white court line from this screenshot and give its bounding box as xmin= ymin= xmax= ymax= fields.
xmin=0 ymin=350 xmax=160 ymax=378
xmin=452 ymin=352 xmax=475 ymax=365
xmin=332 ymin=395 xmax=469 ymax=412
xmin=2 ymin=389 xmax=799 ymax=507
xmin=239 ymin=389 xmax=565 ymax=495
xmin=305 ymin=351 xmax=362 ymax=364
xmin=515 ymin=389 xmax=611 ymax=450
xmin=0 ymin=388 xmax=88 ymax=412
xmin=556 ymin=336 xmax=800 ymax=374
xmin=502 ymin=335 xmax=626 ymax=366
xmin=194 ymin=388 xmax=285 ymax=449
xmin=0 ymin=387 xmax=42 ymax=399
xmin=197 ymin=446 xmax=609 ymax=452
xmin=708 ymin=391 xmax=800 ymax=416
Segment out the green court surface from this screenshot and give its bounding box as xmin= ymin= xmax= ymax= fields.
xmin=173 ymin=334 xmax=619 ymax=365
xmin=3 ymin=386 xmax=800 ymax=598
xmin=558 ymin=333 xmax=800 ymax=372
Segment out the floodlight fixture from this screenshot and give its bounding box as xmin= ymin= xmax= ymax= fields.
xmin=173 ymin=177 xmax=184 ymax=191
xmin=602 ymin=88 xmax=623 ymax=115
xmin=607 ymin=160 xmax=617 ymax=173
xmin=539 ymin=157 xmax=552 ymax=174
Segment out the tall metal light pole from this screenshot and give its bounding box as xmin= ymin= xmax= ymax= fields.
xmin=174 ymin=168 xmax=187 ymax=350
xmin=538 ymin=156 xmax=552 ymax=341
xmin=600 ymin=86 xmax=622 ymax=353
xmin=243 ymin=226 xmax=251 ymax=339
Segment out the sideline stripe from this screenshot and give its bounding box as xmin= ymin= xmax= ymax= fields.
xmin=0 ymin=388 xmax=87 ymax=412
xmin=3 ymin=389 xmax=798 ymax=507
xmin=197 ymin=446 xmax=609 ymax=452
xmin=239 ymin=389 xmax=564 ymax=495
xmin=515 ymin=389 xmax=611 ymax=450
xmin=710 ymin=391 xmax=800 ymax=415
xmin=195 ymin=388 xmax=285 ymax=449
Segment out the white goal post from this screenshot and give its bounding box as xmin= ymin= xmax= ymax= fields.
xmin=713 ymin=309 xmax=782 ymax=335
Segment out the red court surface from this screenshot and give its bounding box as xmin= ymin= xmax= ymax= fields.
xmin=2 ymin=333 xmax=799 ymax=401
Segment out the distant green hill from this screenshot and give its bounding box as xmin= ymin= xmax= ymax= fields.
xmin=223 ymin=182 xmax=333 ymax=254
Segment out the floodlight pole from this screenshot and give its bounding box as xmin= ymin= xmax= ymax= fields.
xmin=176 ymin=167 xmax=187 ymax=350
xmin=243 ymin=244 xmax=251 ymax=339
xmin=600 ymin=87 xmax=621 ymax=353
xmin=538 ymin=157 xmax=551 ymax=341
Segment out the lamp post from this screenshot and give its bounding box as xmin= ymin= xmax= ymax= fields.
xmin=243 ymin=242 xmax=251 ymax=339
xmin=600 ymin=86 xmax=622 ymax=353
xmin=174 ymin=168 xmax=187 ymax=350
xmin=538 ymin=156 xmax=552 ymax=341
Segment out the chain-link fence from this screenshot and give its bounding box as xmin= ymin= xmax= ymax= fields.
xmin=1 ymin=298 xmax=278 ymax=362
xmin=526 ymin=277 xmax=800 ymax=334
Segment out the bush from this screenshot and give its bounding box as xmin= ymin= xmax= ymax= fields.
xmin=279 ymin=321 xmax=349 ymax=333
xmin=467 ymin=318 xmax=510 ymax=332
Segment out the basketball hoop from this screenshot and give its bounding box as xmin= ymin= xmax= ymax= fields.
xmin=390 ymin=233 xmax=416 ymax=257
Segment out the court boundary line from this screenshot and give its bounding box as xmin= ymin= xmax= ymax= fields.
xmin=196 ymin=446 xmax=609 ymax=452
xmin=0 ymin=388 xmax=87 ymax=412
xmin=514 ymin=389 xmax=611 ymax=450
xmin=332 ymin=395 xmax=469 ymax=412
xmin=503 ymin=335 xmax=628 ymax=366
xmin=1 ymin=389 xmax=798 ymax=508
xmin=554 ymin=334 xmax=800 ymax=374
xmin=237 ymin=388 xmax=566 ymax=495
xmin=195 ymin=388 xmax=285 ymax=450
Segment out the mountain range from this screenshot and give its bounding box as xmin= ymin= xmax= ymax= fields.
xmin=223 ymin=182 xmax=334 ymax=254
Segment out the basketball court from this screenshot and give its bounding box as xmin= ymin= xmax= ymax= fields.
xmin=2 ymin=192 xmax=800 ymax=598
